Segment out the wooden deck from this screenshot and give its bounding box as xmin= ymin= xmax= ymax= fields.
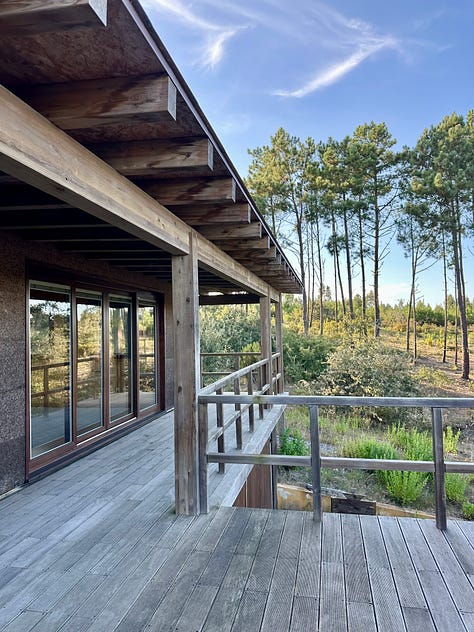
xmin=0 ymin=414 xmax=473 ymax=631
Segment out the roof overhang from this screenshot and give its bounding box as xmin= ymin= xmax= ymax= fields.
xmin=0 ymin=0 xmax=302 ymax=297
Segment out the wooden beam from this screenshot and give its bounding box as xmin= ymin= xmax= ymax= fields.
xmin=21 ymin=74 xmax=177 ymax=130
xmin=0 ymin=86 xmax=188 ymax=255
xmin=170 ymin=203 xmax=250 ymax=226
xmin=198 ymin=222 xmax=261 ymax=241
xmin=197 ymin=233 xmax=268 ymax=297
xmin=230 ymin=246 xmax=277 ymax=262
xmin=172 ymin=232 xmax=201 ymax=515
xmin=92 ymin=137 xmax=213 ymax=176
xmin=214 ymin=236 xmax=270 ymax=250
xmin=142 ymin=177 xmax=236 ymax=206
xmin=0 ymin=0 xmax=107 ymax=35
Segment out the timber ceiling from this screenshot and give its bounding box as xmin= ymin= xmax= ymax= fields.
xmin=0 ymin=0 xmax=301 ymax=296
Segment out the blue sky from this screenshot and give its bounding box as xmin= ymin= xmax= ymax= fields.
xmin=142 ymin=0 xmax=473 ymax=306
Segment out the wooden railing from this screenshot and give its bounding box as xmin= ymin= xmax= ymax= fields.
xmin=198 ymin=353 xmax=282 ymax=495
xmin=200 ymin=351 xmax=260 ymax=386
xmin=198 ymin=388 xmax=474 ymax=530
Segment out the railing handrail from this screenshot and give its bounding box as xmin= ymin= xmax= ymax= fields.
xmin=199 ymin=393 xmax=474 ymax=408
xmin=200 ymin=352 xmax=260 ymax=358
xmin=198 ymin=391 xmax=474 ymax=530
xmin=199 ymin=353 xmax=280 ymax=395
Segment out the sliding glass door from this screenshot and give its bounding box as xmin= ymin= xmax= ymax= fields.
xmin=109 ymin=296 xmax=133 ymax=422
xmin=30 ymin=283 xmax=71 ymax=457
xmin=138 ymin=304 xmax=157 ymax=411
xmin=76 ymin=290 xmax=103 ymax=435
xmin=29 ymin=280 xmax=162 ymax=464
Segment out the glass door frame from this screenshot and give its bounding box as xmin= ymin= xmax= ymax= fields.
xmin=26 ymin=268 xmax=165 ymax=473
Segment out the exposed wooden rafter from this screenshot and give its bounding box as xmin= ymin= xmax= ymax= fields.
xmin=0 ymin=85 xmax=188 ymax=255
xmin=92 ymin=137 xmax=213 ymax=176
xmin=141 ymin=177 xmax=236 ymax=206
xmin=0 ymin=0 xmax=107 ymax=36
xmin=197 ymin=222 xmax=261 ymax=241
xmin=169 ymin=203 xmax=250 ymax=226
xmin=21 ymin=74 xmax=177 ymax=130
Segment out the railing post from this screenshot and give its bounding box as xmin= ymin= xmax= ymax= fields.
xmin=247 ymin=370 xmax=254 ymax=432
xmin=216 ymin=387 xmax=225 ymax=474
xmin=43 ymin=365 xmax=49 ymax=409
xmin=432 ymin=407 xmax=447 ymax=530
xmin=257 ymin=366 xmax=264 ymax=419
xmin=234 ymin=377 xmax=242 ymax=450
xmin=310 ymin=405 xmax=322 ymax=523
xmin=198 ymin=402 xmax=208 ymax=513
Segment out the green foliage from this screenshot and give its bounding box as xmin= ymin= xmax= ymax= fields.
xmin=445 ymin=474 xmax=471 ymax=503
xmin=387 ymin=425 xmax=432 ymax=461
xmin=382 ymin=471 xmax=428 ymax=506
xmin=461 ymin=501 xmax=474 ymax=520
xmin=279 ymin=428 xmax=309 ymax=457
xmin=342 ymin=438 xmax=398 ymax=461
xmin=282 ymin=329 xmax=335 ymax=383
xmin=443 ymin=426 xmax=461 ymax=454
xmin=321 ymin=341 xmax=418 ymax=398
xmin=200 ymin=305 xmax=260 ymax=354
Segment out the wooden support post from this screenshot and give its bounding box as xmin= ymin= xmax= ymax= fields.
xmin=260 ymin=292 xmax=272 ymax=404
xmin=432 ymin=407 xmax=447 ymax=530
xmin=234 ymin=378 xmax=242 ymax=450
xmin=216 ymin=387 xmax=225 ymax=474
xmin=271 ymin=430 xmax=278 ymax=510
xmin=172 ymin=232 xmax=201 ymax=515
xmin=247 ymin=371 xmax=255 ymax=432
xmin=257 ymin=367 xmax=264 ymax=420
xmin=275 ymin=295 xmax=285 ymax=437
xmin=310 ymin=405 xmax=322 ymax=523
xmin=275 ymin=296 xmax=284 ymax=394
xmin=198 ymin=402 xmax=209 ymax=514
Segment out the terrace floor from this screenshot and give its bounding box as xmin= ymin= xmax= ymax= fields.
xmin=0 ymin=413 xmax=473 ymax=631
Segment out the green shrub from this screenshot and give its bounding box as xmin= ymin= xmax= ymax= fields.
xmin=319 ymin=341 xmax=419 ymax=423
xmin=443 ymin=426 xmax=461 ymax=454
xmin=387 ymin=425 xmax=432 ymax=461
xmin=461 ymin=501 xmax=474 ymax=520
xmin=382 ymin=470 xmax=428 ymax=505
xmin=342 ymin=438 xmax=399 ymax=461
xmin=279 ymin=428 xmax=309 ymax=457
xmin=445 ymin=474 xmax=470 ymax=503
xmin=283 ymin=329 xmax=335 ymax=383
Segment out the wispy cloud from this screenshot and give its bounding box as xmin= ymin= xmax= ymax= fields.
xmin=142 ymin=0 xmax=239 ymax=68
xmin=273 ymin=2 xmax=399 ymax=98
xmin=275 ymin=38 xmax=396 ymax=98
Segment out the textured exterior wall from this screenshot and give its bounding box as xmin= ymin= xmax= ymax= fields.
xmin=0 ymin=234 xmax=27 ymax=495
xmin=0 ymin=230 xmax=173 ymax=495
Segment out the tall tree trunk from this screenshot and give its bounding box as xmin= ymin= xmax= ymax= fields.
xmin=331 ymin=212 xmax=346 ymax=316
xmin=406 ymin=284 xmax=413 ymax=353
xmin=373 ymin=200 xmax=381 ymax=338
xmin=358 ymin=207 xmax=367 ymax=337
xmin=314 ymin=214 xmax=325 ymax=336
xmin=296 ymin=215 xmax=308 ymax=336
xmin=451 ymin=212 xmax=470 ymax=379
xmin=342 ymin=206 xmax=354 ymax=319
xmin=442 ymin=232 xmax=448 ymax=364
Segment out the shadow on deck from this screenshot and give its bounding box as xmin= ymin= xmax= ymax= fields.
xmin=0 ymin=414 xmax=473 ymax=631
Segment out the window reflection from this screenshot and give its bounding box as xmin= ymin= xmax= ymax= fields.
xmin=109 ymin=297 xmax=133 ymax=421
xmin=30 ymin=283 xmax=71 ymax=456
xmin=76 ymin=291 xmax=103 ymax=434
xmin=138 ymin=305 xmax=157 ymax=410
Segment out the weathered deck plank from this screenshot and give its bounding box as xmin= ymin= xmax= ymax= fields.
xmin=0 ymin=412 xmax=473 ymax=632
